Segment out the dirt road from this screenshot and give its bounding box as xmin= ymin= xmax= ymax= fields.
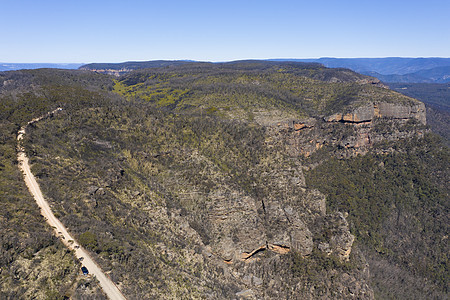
xmin=17 ymin=109 xmax=126 ymax=300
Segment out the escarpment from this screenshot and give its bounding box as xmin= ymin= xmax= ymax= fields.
xmin=81 ymin=68 xmax=132 ymax=77
xmin=195 ymin=98 xmax=427 ymax=298
xmin=3 ymin=63 xmax=444 ymax=300
xmin=325 ymin=101 xmax=426 ymax=125
xmin=269 ymin=99 xmax=427 ymax=158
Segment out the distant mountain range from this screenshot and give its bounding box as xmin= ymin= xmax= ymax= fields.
xmin=79 ymin=58 xmax=450 ymax=83
xmin=274 ymin=57 xmax=450 ymax=75
xmin=0 ymin=63 xmax=83 ymax=71
xmin=366 ymin=66 xmax=450 ymax=83
xmin=80 ymin=60 xmax=195 ymax=71
xmin=272 ymin=58 xmax=450 ymax=83
xmin=79 ymin=60 xmax=197 ymax=76
xmin=3 ymin=58 xmax=450 ymax=83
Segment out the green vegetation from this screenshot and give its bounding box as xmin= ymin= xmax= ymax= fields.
xmin=0 ymin=91 xmax=107 ymax=299
xmin=389 ymin=83 xmax=450 ymax=110
xmin=23 ymin=102 xmax=274 ymax=298
xmin=306 ymin=133 xmax=449 ymax=295
xmin=79 ymin=231 xmax=99 ymax=251
xmin=292 ymin=249 xmax=355 ymax=278
xmin=0 ymin=69 xmax=115 ymax=299
xmin=111 ymin=61 xmax=418 ymax=122
xmin=1 ymin=62 xmax=447 ymax=298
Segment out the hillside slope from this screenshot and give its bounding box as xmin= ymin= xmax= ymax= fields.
xmin=0 ymin=71 xmax=107 ymax=299
xmin=1 ymin=62 xmax=447 ymax=299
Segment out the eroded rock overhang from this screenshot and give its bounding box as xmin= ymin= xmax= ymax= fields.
xmin=324 ymin=102 xmax=426 ymax=125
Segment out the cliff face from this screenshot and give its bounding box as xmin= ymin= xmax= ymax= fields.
xmin=271 ymin=100 xmax=427 ymax=159
xmin=204 ymin=182 xmax=354 ymax=263
xmin=167 ymin=137 xmax=372 ymax=298
xmin=325 ymin=102 xmax=426 ymax=125
xmin=79 ymin=68 xmax=132 ymax=77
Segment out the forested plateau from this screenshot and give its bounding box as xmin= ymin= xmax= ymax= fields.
xmin=0 ymin=61 xmax=448 ymax=299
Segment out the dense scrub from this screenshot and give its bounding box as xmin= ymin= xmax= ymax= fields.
xmin=22 ymin=103 xmax=300 ymax=298
xmin=112 ymin=61 xmax=414 ymax=122
xmin=1 ymin=63 xmax=448 ymax=298
xmin=306 ymin=133 xmax=449 ymax=298
xmin=0 ymin=70 xmax=113 ymax=299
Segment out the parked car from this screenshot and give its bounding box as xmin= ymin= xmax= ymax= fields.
xmin=81 ymin=266 xmax=89 ymax=275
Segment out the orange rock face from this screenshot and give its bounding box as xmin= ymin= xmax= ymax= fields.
xmin=294 ymin=123 xmax=306 ymax=130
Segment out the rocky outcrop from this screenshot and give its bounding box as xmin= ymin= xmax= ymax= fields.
xmin=202 ymin=183 xmax=355 ymax=264
xmin=325 ymin=101 xmax=426 ymax=125
xmin=327 ymin=213 xmax=355 ymax=261
xmin=325 ymin=105 xmax=375 ymax=123
xmin=268 ymin=100 xmax=428 ymax=159
xmin=377 ymin=102 xmax=426 ymax=124
xmin=356 ymin=77 xmax=387 ymax=87
xmin=197 ymin=183 xmax=365 ymax=298
xmin=80 ymin=68 xmax=132 ymax=77
xmin=275 ymin=118 xmax=316 ymax=131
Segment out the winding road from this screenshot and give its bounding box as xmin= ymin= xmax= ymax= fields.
xmin=17 ymin=108 xmax=126 ymax=300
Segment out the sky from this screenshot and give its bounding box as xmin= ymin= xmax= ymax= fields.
xmin=1 ymin=0 xmax=449 ymax=63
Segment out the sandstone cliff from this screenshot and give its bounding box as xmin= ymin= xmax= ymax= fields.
xmin=79 ymin=68 xmax=132 ymax=77
xmin=269 ymin=98 xmax=427 ymax=159
xmin=324 ymin=101 xmax=426 ymax=125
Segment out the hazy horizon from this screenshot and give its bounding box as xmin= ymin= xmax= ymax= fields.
xmin=2 ymin=56 xmax=450 ymax=65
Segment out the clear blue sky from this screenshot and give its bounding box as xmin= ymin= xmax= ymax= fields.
xmin=1 ymin=0 xmax=449 ymax=63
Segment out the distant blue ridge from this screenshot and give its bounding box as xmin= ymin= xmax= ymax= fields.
xmin=0 ymin=63 xmax=84 ymax=72
xmin=4 ymin=58 xmax=450 ymax=83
